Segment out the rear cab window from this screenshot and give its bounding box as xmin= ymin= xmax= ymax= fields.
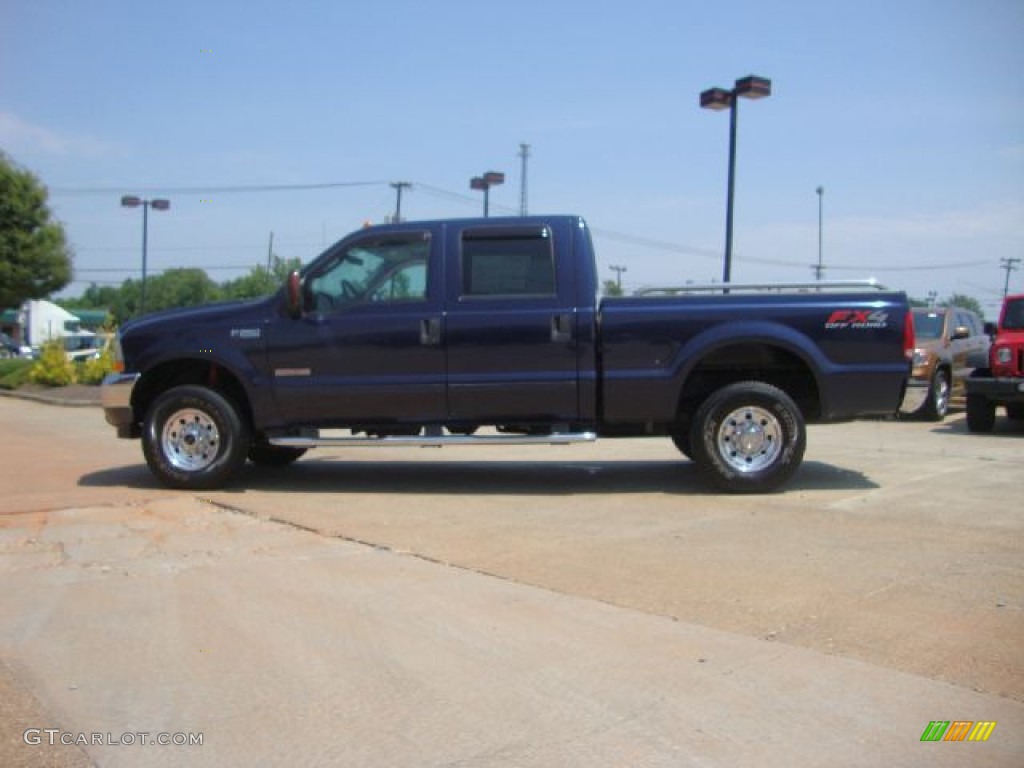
xmin=459 ymin=226 xmax=556 ymax=299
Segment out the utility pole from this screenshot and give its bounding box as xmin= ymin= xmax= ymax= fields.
xmin=609 ymin=264 xmax=627 ymax=292
xmin=1000 ymin=257 xmax=1021 ymax=298
xmin=267 ymin=231 xmax=274 ymax=272
xmin=518 ymin=143 xmax=531 ymax=216
xmin=390 ymin=182 xmax=411 ymax=223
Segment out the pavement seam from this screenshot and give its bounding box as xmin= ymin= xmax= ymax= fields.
xmin=197 ymin=495 xmax=692 ymax=627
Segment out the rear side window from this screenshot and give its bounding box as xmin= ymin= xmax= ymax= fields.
xmin=460 ymin=226 xmax=555 ymax=297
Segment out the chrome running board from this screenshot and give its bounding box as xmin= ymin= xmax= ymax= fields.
xmin=269 ymin=430 xmax=597 ymax=449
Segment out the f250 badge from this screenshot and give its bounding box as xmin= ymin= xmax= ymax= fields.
xmin=825 ymin=310 xmax=890 ymax=329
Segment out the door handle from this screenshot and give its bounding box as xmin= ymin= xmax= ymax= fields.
xmin=551 ymin=313 xmax=572 ymax=343
xmin=420 ymin=317 xmax=442 ymax=346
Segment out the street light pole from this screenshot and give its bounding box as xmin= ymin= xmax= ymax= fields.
xmin=121 ymin=195 xmax=170 ymax=316
xmin=815 ymin=186 xmax=824 ymax=281
xmin=470 ymin=171 xmax=505 ymax=217
xmin=700 ymin=75 xmax=772 ymax=285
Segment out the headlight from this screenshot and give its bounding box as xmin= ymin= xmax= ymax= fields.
xmin=996 ymin=347 xmax=1012 ymax=365
xmin=912 ymin=349 xmax=929 ymax=367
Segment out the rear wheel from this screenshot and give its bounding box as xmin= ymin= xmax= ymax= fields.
xmin=689 ymin=381 xmax=806 ymax=493
xmin=142 ymin=385 xmax=250 ymax=489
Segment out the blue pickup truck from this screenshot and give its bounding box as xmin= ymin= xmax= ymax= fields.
xmin=102 ymin=215 xmax=912 ymax=493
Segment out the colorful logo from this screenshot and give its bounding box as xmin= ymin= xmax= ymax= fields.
xmin=920 ymin=721 xmax=996 ymax=742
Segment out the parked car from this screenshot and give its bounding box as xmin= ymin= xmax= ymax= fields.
xmin=965 ymin=293 xmax=1024 ymax=432
xmin=62 ymin=333 xmax=103 ymax=362
xmin=900 ymin=306 xmax=989 ymax=420
xmin=0 ymin=332 xmax=18 ymax=358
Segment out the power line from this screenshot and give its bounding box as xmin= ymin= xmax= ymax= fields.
xmin=48 ymin=177 xmax=1003 ymax=279
xmin=50 ymin=180 xmax=389 ymax=196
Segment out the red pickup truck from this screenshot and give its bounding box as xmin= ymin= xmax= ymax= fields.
xmin=965 ymin=293 xmax=1024 ymax=432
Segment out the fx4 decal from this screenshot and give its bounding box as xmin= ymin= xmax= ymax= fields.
xmin=825 ymin=309 xmax=890 ymax=329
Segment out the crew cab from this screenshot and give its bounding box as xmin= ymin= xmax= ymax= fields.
xmin=965 ymin=293 xmax=1024 ymax=432
xmin=102 ymin=216 xmax=913 ymax=493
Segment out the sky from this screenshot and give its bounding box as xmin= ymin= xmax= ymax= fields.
xmin=1 ymin=0 xmax=1022 ymax=316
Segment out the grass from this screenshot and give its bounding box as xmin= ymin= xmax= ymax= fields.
xmin=0 ymin=358 xmax=35 ymax=390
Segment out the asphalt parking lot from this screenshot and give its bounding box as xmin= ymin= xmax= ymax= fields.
xmin=0 ymin=394 xmax=1022 ymax=767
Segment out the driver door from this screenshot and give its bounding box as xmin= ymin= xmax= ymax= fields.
xmin=266 ymin=230 xmax=446 ymax=426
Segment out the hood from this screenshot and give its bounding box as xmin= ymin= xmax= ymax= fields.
xmin=122 ymin=295 xmax=277 ymax=337
xmin=994 ymin=328 xmax=1024 ymax=346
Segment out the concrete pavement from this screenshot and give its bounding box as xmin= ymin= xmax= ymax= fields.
xmin=0 ymin=396 xmax=1021 ymax=766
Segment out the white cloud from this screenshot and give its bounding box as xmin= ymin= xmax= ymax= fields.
xmin=0 ymin=111 xmax=121 ymax=158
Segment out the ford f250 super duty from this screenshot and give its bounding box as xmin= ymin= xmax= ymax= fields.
xmin=102 ymin=215 xmax=913 ymax=493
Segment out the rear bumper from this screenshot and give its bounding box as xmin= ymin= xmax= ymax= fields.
xmin=965 ymin=377 xmax=1024 ymax=403
xmin=899 ymin=378 xmax=929 ymax=414
xmin=101 ymin=372 xmax=140 ymax=438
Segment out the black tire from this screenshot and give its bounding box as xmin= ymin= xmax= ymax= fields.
xmin=689 ymin=381 xmax=806 ymax=494
xmin=917 ymin=369 xmax=950 ymax=421
xmin=670 ymin=430 xmax=692 ymax=460
xmin=965 ymin=394 xmax=996 ymax=433
xmin=248 ymin=443 xmax=307 ymax=467
xmin=1005 ymin=404 xmax=1024 ymax=421
xmin=142 ymin=385 xmax=250 ymax=490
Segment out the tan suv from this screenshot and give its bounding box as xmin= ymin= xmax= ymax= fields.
xmin=901 ymin=306 xmax=990 ymax=420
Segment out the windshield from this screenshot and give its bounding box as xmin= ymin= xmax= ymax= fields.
xmin=1003 ymin=298 xmax=1024 ymax=331
xmin=912 ymin=310 xmax=945 ymax=341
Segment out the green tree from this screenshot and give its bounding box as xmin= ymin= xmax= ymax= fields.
xmin=221 ymin=255 xmax=302 ymax=300
xmin=143 ymin=268 xmax=222 ymax=314
xmin=602 ymin=279 xmax=624 ymax=297
xmin=0 ymin=153 xmax=73 ymax=308
xmin=945 ymin=293 xmax=984 ymax=320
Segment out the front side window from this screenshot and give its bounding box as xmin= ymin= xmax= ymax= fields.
xmin=1003 ymin=298 xmax=1024 ymax=330
xmin=307 ymin=234 xmax=429 ymax=312
xmin=460 ymin=227 xmax=555 ymax=297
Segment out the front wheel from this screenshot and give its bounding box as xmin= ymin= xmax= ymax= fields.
xmin=965 ymin=394 xmax=996 ymax=433
xmin=689 ymin=381 xmax=806 ymax=493
xmin=142 ymin=385 xmax=250 ymax=489
xmin=917 ymin=369 xmax=950 ymax=421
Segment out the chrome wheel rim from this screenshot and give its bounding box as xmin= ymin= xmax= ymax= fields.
xmin=934 ymin=375 xmax=949 ymax=415
xmin=716 ymin=405 xmax=783 ymax=473
xmin=161 ymin=408 xmax=221 ymax=471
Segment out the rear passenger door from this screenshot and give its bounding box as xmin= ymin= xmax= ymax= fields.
xmin=443 ymin=221 xmax=581 ymax=423
xmin=951 ymin=310 xmax=987 ymax=397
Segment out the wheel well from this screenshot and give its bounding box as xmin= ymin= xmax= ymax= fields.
xmin=676 ymin=343 xmax=820 ymax=426
xmin=132 ymin=359 xmax=252 ymax=428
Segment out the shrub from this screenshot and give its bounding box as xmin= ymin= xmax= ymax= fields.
xmin=78 ymin=346 xmax=115 ymax=385
xmin=28 ymin=339 xmax=77 ymax=387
